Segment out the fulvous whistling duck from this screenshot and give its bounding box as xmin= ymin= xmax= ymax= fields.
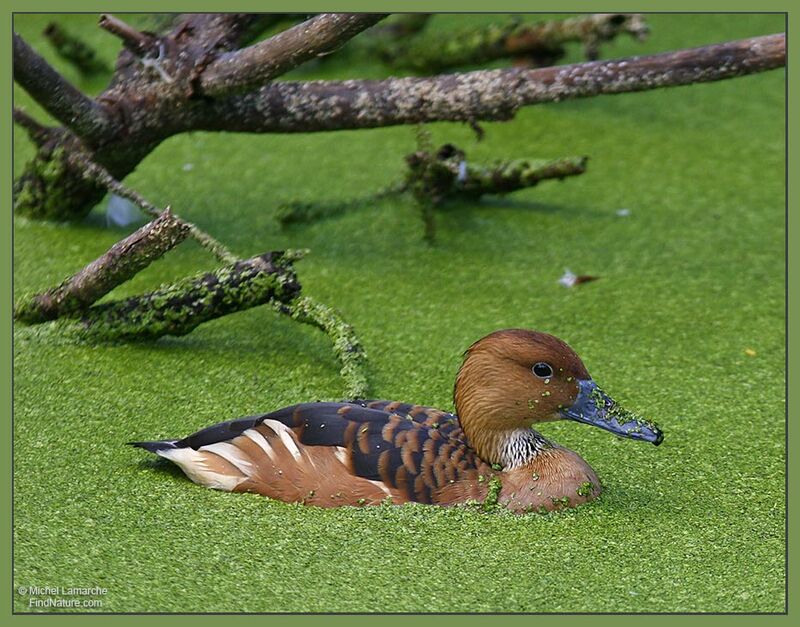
xmin=131 ymin=329 xmax=663 ymax=513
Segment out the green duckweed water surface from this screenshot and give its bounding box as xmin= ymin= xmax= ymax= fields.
xmin=13 ymin=14 xmax=785 ymax=612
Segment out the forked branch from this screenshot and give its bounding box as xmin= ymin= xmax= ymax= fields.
xmin=199 ymin=13 xmax=388 ymax=96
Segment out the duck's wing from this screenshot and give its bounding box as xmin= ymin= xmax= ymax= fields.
xmin=357 ymin=400 xmax=467 ymax=443
xmin=131 ymin=401 xmax=490 ymax=507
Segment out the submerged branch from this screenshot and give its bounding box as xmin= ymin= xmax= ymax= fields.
xmin=203 ymin=33 xmax=785 ymax=133
xmin=276 ymin=295 xmax=369 ymax=400
xmin=277 ymin=182 xmax=407 ymax=226
xmin=380 ymin=13 xmax=649 ymax=72
xmin=15 ymin=208 xmax=190 ymax=323
xmin=199 ymin=13 xmax=388 ymax=96
xmin=405 ymin=141 xmax=589 ymax=241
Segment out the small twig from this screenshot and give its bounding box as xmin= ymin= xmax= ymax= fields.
xmin=66 ymin=152 xmax=238 ymax=264
xmin=276 ymin=295 xmax=369 ymax=400
xmin=43 ymin=22 xmax=109 ymax=75
xmin=405 ymin=142 xmax=589 ymax=241
xmin=15 ymin=208 xmax=190 ymax=323
xmin=199 ymin=13 xmax=388 ymax=97
xmin=453 ymin=156 xmax=589 ymax=197
xmin=56 ymin=252 xmax=301 ymax=341
xmin=12 ymin=32 xmax=114 ymax=144
xmin=12 ymin=108 xmax=51 ymax=147
xmin=98 ymin=14 xmax=156 ymax=55
xmin=137 ymin=42 xmax=173 ymax=83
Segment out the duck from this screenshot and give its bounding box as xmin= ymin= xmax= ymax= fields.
xmin=131 ymin=329 xmax=663 ymax=513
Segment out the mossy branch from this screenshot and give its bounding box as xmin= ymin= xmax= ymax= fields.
xmin=372 ymin=14 xmax=431 ymax=39
xmin=56 ymin=252 xmax=302 ymax=341
xmin=276 ymin=295 xmax=369 ymax=400
xmin=272 ymin=136 xmax=588 ymax=242
xmin=406 ymin=146 xmax=589 ymax=203
xmin=13 ymin=13 xmax=784 ymax=223
xmin=15 ymin=208 xmax=190 ymax=324
xmin=207 ymin=33 xmax=785 ymax=134
xmin=378 ymin=13 xmax=649 ymax=72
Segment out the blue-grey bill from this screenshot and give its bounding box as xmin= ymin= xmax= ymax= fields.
xmin=560 ymin=379 xmax=664 ymax=446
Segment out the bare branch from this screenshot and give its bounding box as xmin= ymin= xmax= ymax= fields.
xmin=173 ymin=13 xmax=278 ymax=51
xmin=98 ymin=14 xmax=156 ymax=55
xmin=200 ymin=33 xmax=785 ymax=133
xmin=13 ymin=33 xmax=114 ymax=144
xmin=15 ymin=208 xmax=190 ymax=323
xmin=199 ymin=13 xmax=388 ymax=96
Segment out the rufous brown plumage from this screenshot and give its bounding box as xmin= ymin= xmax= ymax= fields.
xmin=131 ymin=329 xmax=663 ymax=513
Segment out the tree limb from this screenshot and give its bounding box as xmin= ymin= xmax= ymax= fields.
xmin=15 ymin=208 xmax=190 ymax=323
xmin=198 ymin=13 xmax=388 ymax=96
xmin=13 ymin=32 xmax=115 ymax=144
xmin=58 ymin=252 xmax=302 ymax=341
xmin=199 ymin=33 xmax=785 ymax=133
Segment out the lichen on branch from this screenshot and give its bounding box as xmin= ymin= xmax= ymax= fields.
xmin=15 ymin=208 xmax=190 ymax=324
xmin=276 ymin=295 xmax=369 ymax=400
xmin=376 ymin=13 xmax=649 ymax=72
xmin=57 ymin=252 xmax=302 ymax=341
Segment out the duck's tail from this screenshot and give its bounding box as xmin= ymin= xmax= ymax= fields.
xmin=128 ymin=439 xmax=179 ymax=454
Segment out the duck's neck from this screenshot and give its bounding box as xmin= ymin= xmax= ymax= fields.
xmin=462 ymin=423 xmax=551 ymax=469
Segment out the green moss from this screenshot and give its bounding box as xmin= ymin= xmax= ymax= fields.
xmin=483 ymin=475 xmax=503 ymax=510
xmin=12 ymin=12 xmax=785 ymax=614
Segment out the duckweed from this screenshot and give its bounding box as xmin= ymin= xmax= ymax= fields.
xmin=12 ymin=12 xmax=785 ymax=614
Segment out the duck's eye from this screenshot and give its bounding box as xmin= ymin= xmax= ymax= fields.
xmin=532 ymin=362 xmax=554 ymax=378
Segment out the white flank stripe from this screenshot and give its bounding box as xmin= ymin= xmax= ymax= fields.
xmin=367 ymin=479 xmax=393 ymax=497
xmin=334 ymin=446 xmax=349 ymax=465
xmin=157 ymin=447 xmax=243 ymax=491
xmin=198 ymin=442 xmax=254 ymax=475
xmin=261 ymin=419 xmax=303 ymax=461
xmin=242 ymin=428 xmax=278 ymax=462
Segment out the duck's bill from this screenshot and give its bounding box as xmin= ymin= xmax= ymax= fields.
xmin=560 ymin=379 xmax=664 ymax=446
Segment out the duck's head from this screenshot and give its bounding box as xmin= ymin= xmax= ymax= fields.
xmin=454 ymin=329 xmax=663 ymax=466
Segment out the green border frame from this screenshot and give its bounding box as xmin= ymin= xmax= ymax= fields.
xmin=2 ymin=1 xmax=793 ymax=624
